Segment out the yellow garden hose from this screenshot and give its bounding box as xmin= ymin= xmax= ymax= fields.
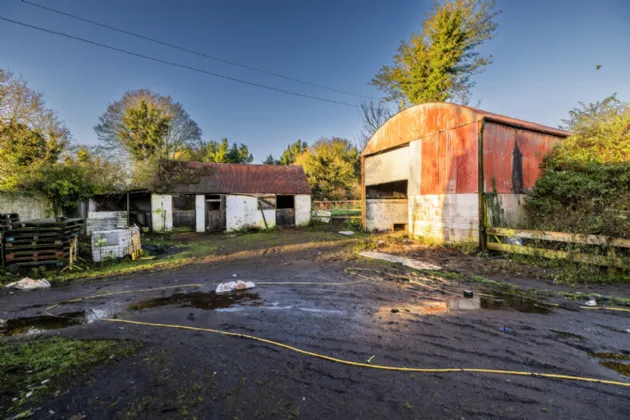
xmin=100 ymin=318 xmax=630 ymax=388
xmin=39 ymin=272 xmax=630 ymax=389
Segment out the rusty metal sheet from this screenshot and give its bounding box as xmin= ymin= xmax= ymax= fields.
xmin=168 ymin=162 xmax=312 ymax=195
xmin=483 ymin=123 xmax=563 ymax=193
xmin=363 ymin=103 xmax=570 ymax=157
xmin=420 ymin=125 xmax=478 ymax=194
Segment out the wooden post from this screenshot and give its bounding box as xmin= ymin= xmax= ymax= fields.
xmin=360 ymin=155 xmax=366 ymax=232
xmin=258 ymin=200 xmax=269 ymax=230
xmin=126 ymin=192 xmax=131 ymax=227
xmin=477 ymin=119 xmax=487 ymax=251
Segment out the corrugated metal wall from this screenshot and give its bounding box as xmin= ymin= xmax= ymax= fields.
xmin=420 ymin=123 xmax=479 ymax=194
xmin=483 ymin=122 xmax=562 ymax=193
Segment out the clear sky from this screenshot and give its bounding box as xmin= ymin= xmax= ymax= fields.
xmin=1 ymin=0 xmax=629 ymax=161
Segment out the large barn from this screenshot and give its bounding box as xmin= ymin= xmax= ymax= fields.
xmin=361 ymin=102 xmax=571 ymax=246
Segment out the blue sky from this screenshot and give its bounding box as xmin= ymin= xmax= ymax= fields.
xmin=1 ymin=0 xmax=629 ymax=161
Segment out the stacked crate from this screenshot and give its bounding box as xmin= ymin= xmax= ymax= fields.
xmin=1 ymin=218 xmax=83 ymax=268
xmin=0 ymin=213 xmax=20 ymax=230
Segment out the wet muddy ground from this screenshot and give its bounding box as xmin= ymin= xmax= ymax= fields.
xmin=1 ymin=232 xmax=630 ymax=419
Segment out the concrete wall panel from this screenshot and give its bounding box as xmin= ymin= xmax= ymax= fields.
xmin=295 ymin=194 xmax=311 ymax=226
xmin=408 ymin=140 xmax=422 ymax=195
xmin=366 ymin=199 xmax=408 ymax=231
xmin=409 ymin=194 xmax=478 ymax=244
xmin=364 ymin=146 xmax=410 ymax=186
xmin=195 ymin=195 xmax=205 ymax=232
xmin=226 ymin=195 xmax=276 ymax=231
xmin=0 ymin=194 xmax=52 ymax=221
xmin=151 ymin=194 xmax=173 ymax=232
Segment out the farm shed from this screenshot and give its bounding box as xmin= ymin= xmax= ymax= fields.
xmin=361 ymin=102 xmax=571 ymax=246
xmin=87 ymin=162 xmax=312 ymax=233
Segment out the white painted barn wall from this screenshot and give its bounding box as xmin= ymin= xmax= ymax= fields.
xmin=408 ymin=194 xmax=479 ymax=244
xmin=195 ymin=195 xmax=205 ymax=232
xmin=151 ymin=194 xmax=173 ymax=232
xmin=294 ymin=194 xmax=311 ymax=226
xmin=364 ymin=146 xmax=410 ymax=186
xmin=226 ymin=195 xmax=276 ymax=231
xmin=366 ymin=199 xmax=408 ymax=232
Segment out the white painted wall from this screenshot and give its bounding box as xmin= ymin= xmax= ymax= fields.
xmin=0 ymin=194 xmax=52 ymax=220
xmin=366 ymin=199 xmax=408 ymax=232
xmin=408 ymin=140 xmax=422 ymax=195
xmin=226 ymin=195 xmax=276 ymax=231
xmin=195 ymin=195 xmax=205 ymax=232
xmin=295 ymin=194 xmax=311 ymax=226
xmin=364 ymin=146 xmax=410 ymax=186
xmin=151 ymin=194 xmax=173 ymax=232
xmin=408 ymin=194 xmax=479 ymax=244
xmin=490 ymin=194 xmax=528 ymax=228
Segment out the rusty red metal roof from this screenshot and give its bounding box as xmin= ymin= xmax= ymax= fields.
xmin=167 ymin=161 xmax=312 ymax=195
xmin=362 ymin=102 xmax=571 ymax=156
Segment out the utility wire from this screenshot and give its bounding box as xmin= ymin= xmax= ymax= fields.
xmin=0 ymin=16 xmax=359 ymax=108
xmin=21 ymin=0 xmax=370 ymax=100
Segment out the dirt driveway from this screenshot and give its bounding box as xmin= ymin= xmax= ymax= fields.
xmin=1 ymin=230 xmax=629 ymax=419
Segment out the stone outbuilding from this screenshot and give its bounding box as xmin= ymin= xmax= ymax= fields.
xmin=87 ymin=162 xmax=312 ymax=233
xmin=361 ymin=102 xmax=571 ymax=246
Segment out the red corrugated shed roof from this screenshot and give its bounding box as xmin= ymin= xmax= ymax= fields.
xmin=469 ymin=107 xmax=571 ymax=138
xmin=168 ymin=162 xmax=312 ymax=195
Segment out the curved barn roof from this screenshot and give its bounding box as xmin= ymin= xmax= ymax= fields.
xmin=362 ymin=102 xmax=571 ymax=156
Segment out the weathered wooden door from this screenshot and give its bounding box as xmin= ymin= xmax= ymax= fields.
xmin=205 ymin=195 xmax=226 ymax=232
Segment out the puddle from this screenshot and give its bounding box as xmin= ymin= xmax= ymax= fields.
xmin=127 ymin=291 xmax=262 ymax=311
xmin=479 ymin=291 xmax=551 ymax=314
xmin=0 ymin=308 xmax=116 ymax=337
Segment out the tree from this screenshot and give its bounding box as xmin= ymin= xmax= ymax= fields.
xmin=0 ymin=70 xmax=69 ymax=188
xmin=94 ymin=89 xmax=201 ymax=161
xmin=525 ymin=95 xmax=630 ymax=238
xmin=262 ymin=154 xmax=277 ymax=165
xmin=371 ymin=0 xmax=499 ymax=107
xmin=553 ymin=94 xmax=630 ymax=166
xmin=181 ymin=138 xmax=253 ymax=164
xmin=262 ymin=139 xmax=308 ymax=165
xmin=294 ymin=138 xmax=360 ymax=200
xmin=358 ymin=100 xmax=392 ymax=151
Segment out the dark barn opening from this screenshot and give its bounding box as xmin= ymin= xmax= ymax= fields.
xmin=366 ymin=180 xmax=408 ymax=199
xmin=276 ymin=195 xmax=295 ymax=227
xmin=172 ymin=195 xmax=196 ymax=231
xmin=205 ymin=195 xmax=225 ymax=232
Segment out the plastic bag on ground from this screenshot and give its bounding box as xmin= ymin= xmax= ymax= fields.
xmin=5 ymin=277 xmax=51 ymax=290
xmin=216 ymin=280 xmax=255 ymax=294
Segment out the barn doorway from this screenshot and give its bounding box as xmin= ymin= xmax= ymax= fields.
xmin=205 ymin=195 xmax=226 ymax=232
xmin=276 ymin=195 xmax=295 ymax=227
xmin=172 ymin=195 xmax=196 ymax=231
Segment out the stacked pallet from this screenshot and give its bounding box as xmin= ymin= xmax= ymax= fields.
xmin=1 ymin=218 xmax=83 ymax=268
xmin=0 ymin=213 xmax=20 ymax=230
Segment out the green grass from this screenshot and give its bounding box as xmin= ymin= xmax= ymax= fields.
xmin=330 ymin=209 xmax=361 ymax=217
xmin=0 ymin=337 xmax=138 ymax=416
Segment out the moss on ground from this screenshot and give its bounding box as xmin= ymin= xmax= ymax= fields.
xmin=0 ymin=337 xmax=138 ymax=416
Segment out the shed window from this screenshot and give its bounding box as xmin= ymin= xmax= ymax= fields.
xmin=257 ymin=197 xmax=276 ymax=210
xmin=366 ymin=180 xmax=408 ymax=199
xmin=172 ymin=195 xmax=195 ymax=210
xmin=276 ymin=195 xmax=295 ymax=209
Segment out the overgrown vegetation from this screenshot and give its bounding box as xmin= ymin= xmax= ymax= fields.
xmin=0 ymin=337 xmax=138 ymax=416
xmin=526 ymin=95 xmax=630 ymax=238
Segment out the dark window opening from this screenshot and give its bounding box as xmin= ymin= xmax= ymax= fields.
xmin=206 ymin=195 xmax=221 ymax=200
xmin=93 ymin=194 xmax=126 ymax=211
xmin=258 ymin=197 xmax=276 ymax=210
xmin=207 ymin=201 xmax=221 ymax=211
xmin=392 ymin=223 xmax=407 ymax=232
xmin=366 ymin=180 xmax=408 ymax=199
xmin=276 ymin=195 xmax=295 ymax=209
xmin=172 ymin=195 xmax=195 ymax=211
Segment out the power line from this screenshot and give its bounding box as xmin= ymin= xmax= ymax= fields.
xmin=0 ymin=16 xmax=359 ymax=108
xmin=21 ymin=0 xmax=370 ymax=100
